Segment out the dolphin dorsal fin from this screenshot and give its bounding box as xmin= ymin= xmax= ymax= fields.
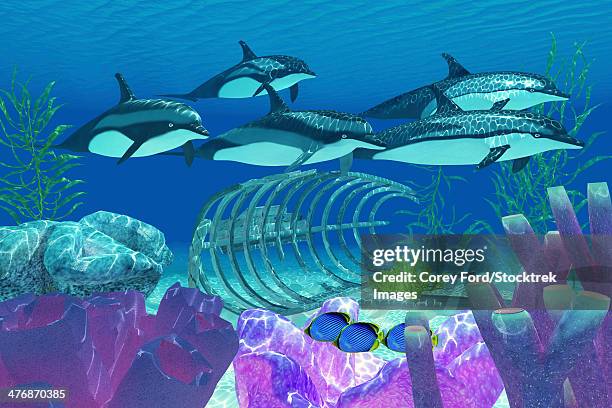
xmin=442 ymin=53 xmax=471 ymax=79
xmin=115 ymin=73 xmax=136 ymax=103
xmin=239 ymin=40 xmax=257 ymax=61
xmin=430 ymin=84 xmax=462 ymax=115
xmin=262 ymin=83 xmax=290 ymax=114
xmin=491 ymin=98 xmax=511 ymax=111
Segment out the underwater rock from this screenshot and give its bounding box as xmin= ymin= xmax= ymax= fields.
xmin=0 ymin=294 xmax=112 ymax=407
xmin=235 ymin=299 xmax=502 ymax=407
xmin=107 ymin=335 xmax=216 ymax=408
xmin=44 ymin=221 xmax=162 ymax=296
xmin=0 ymin=284 xmax=236 ymax=408
xmin=80 ymin=211 xmax=173 ymax=266
xmin=152 ymin=282 xmax=238 ymax=400
xmin=234 ymin=309 xmax=355 ymax=401
xmin=0 ymin=211 xmax=172 ymax=299
xmin=433 ymin=310 xmax=483 ymax=367
xmin=302 ymin=297 xmax=367 ymax=405
xmin=446 ymin=342 xmax=504 ymax=407
xmin=236 ymin=297 xmax=383 ymax=407
xmin=335 ymin=355 xmax=500 ymax=408
xmin=234 ymin=298 xmax=383 ymax=406
xmin=234 ymin=352 xmax=323 ymax=408
xmin=0 ymin=221 xmax=57 ymax=301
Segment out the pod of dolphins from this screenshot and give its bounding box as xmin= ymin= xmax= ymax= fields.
xmin=56 ymin=41 xmax=584 ymax=173
xmin=304 ymin=311 xmax=438 ymax=353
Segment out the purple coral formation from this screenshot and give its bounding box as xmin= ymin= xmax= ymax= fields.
xmin=0 ymin=283 xmax=237 ymax=408
xmin=234 ymin=298 xmax=504 ymax=407
xmin=468 ymin=182 xmax=611 ymax=407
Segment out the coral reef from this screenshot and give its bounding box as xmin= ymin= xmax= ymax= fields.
xmin=0 ymin=70 xmax=84 ymax=224
xmin=0 ymin=283 xmax=237 ymax=408
xmin=234 ymin=298 xmax=503 ymax=407
xmin=0 ymin=211 xmax=172 ymax=300
xmin=468 ymin=182 xmax=611 ymax=407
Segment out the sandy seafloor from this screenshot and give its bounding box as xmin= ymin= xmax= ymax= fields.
xmin=146 ymin=244 xmax=510 ymax=408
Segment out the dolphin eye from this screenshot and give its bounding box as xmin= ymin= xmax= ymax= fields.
xmin=168 ymin=123 xmax=174 ymax=128
xmin=534 ymin=133 xmax=541 ymax=138
xmin=341 ymin=134 xmax=347 ymax=139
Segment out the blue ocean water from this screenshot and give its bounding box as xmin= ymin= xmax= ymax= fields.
xmin=1 ymin=4 xmax=609 ymax=406
xmin=0 ymin=0 xmax=610 ymax=243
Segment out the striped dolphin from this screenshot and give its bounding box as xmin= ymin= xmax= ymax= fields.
xmin=160 ymin=40 xmax=316 ymax=102
xmin=185 ymin=84 xmax=385 ymax=172
xmin=361 ymin=53 xmax=569 ymax=119
xmin=356 ymin=85 xmax=583 ymax=172
xmin=55 ymin=73 xmax=210 ymax=165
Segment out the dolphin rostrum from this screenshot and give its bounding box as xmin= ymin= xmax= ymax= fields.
xmin=356 ymin=85 xmax=583 ymax=172
xmin=160 ymin=41 xmax=316 ymax=102
xmin=361 ymin=53 xmax=569 ymax=119
xmin=55 ymin=73 xmax=210 ymax=165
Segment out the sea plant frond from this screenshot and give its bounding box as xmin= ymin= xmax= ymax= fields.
xmin=0 ymin=70 xmax=85 ymax=224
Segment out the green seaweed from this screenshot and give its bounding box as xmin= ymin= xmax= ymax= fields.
xmin=488 ymin=33 xmax=609 ymax=232
xmin=0 ymin=70 xmax=85 ymax=224
xmin=400 ymin=166 xmax=491 ymax=234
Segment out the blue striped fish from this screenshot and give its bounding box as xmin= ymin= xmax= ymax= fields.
xmin=334 ymin=322 xmax=384 ymax=353
xmin=304 ymin=312 xmax=351 ymax=342
xmin=383 ymin=323 xmax=439 ymax=352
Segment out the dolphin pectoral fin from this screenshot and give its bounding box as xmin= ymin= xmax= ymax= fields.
xmin=253 ymin=83 xmax=266 ymax=97
xmin=491 ymin=98 xmax=511 ymax=112
xmin=285 ymin=145 xmax=319 ymax=173
xmin=340 ymin=153 xmax=353 ymax=175
xmin=117 ymin=141 xmax=143 ymax=165
xmin=512 ymin=156 xmax=531 ymax=173
xmin=476 ymin=145 xmax=511 ymax=170
xmin=290 ymin=84 xmax=299 ymax=102
xmin=183 ymin=141 xmax=195 ymax=167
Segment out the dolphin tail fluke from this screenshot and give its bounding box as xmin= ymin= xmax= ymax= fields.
xmin=157 ymin=93 xmax=198 ymax=102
